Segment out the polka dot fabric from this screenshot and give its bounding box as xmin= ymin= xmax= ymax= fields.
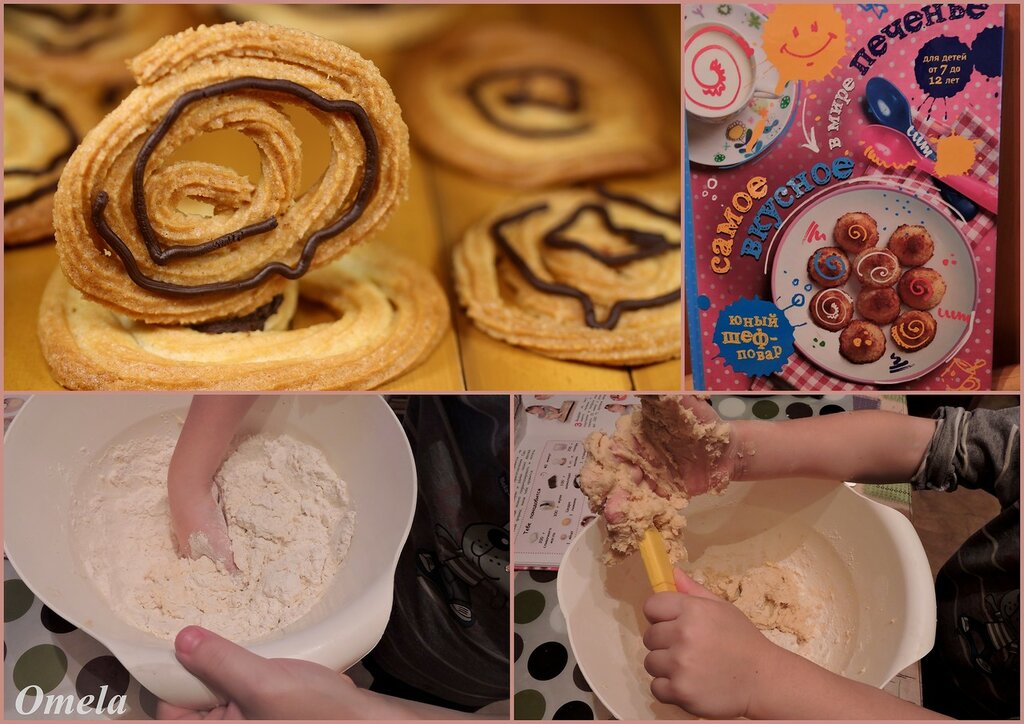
xmin=3 ymin=558 xmax=154 ymax=719
xmin=688 ymin=5 xmax=1004 ymax=391
xmin=513 ymin=570 xmax=610 ymax=720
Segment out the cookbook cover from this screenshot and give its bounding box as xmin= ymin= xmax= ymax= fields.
xmin=685 ymin=3 xmax=1004 ymax=390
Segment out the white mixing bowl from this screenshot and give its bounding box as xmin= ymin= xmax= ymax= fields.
xmin=558 ymin=478 xmax=936 ymax=720
xmin=4 ymin=394 xmax=416 ymax=709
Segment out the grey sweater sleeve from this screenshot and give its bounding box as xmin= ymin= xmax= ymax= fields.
xmin=911 ymin=406 xmax=1020 ymax=510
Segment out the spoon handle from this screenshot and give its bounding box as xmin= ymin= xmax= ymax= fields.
xmin=917 ymin=158 xmax=1000 ymax=215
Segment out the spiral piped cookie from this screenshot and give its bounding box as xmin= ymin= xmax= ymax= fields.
xmin=220 ymin=5 xmax=461 ymax=54
xmin=4 ymin=5 xmax=199 ymax=88
xmin=454 ymin=187 xmax=680 ymax=365
xmin=853 ymin=248 xmax=900 ymax=288
xmin=890 ymin=310 xmax=937 ymax=352
xmin=396 ymin=24 xmax=672 ymax=187
xmin=54 ymin=22 xmax=410 ymax=324
xmin=4 ymin=75 xmax=101 ymax=245
xmin=833 ymin=212 xmax=879 ymax=254
xmin=808 ymin=289 xmax=853 ymax=332
xmin=806 ymin=247 xmax=850 ymax=288
xmin=41 ymin=23 xmax=449 ymax=390
xmin=897 ymin=267 xmax=946 ymax=310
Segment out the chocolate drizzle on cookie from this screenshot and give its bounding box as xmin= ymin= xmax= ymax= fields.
xmin=466 ymin=67 xmax=591 ymax=138
xmin=91 ymin=77 xmax=379 ymax=297
xmin=490 ymin=189 xmax=680 ymax=330
xmin=3 ymin=80 xmax=79 ymax=212
xmin=5 ymin=5 xmax=122 ymax=55
xmin=545 ymin=189 xmax=679 ymax=266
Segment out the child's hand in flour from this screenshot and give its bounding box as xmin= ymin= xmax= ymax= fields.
xmin=156 ymin=626 xmax=476 ymax=720
xmin=168 ymin=489 xmax=236 ymax=571
xmin=168 ymin=396 xmax=256 ymax=570
xmin=641 ymin=568 xmax=788 ymax=719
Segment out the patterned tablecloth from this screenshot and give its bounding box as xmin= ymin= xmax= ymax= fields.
xmin=513 ymin=394 xmax=920 ymax=720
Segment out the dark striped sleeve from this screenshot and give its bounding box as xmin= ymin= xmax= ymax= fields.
xmin=911 ymin=406 xmax=1020 ymax=510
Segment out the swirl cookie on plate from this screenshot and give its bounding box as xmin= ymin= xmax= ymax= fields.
xmin=41 ymin=22 xmax=448 ymax=390
xmin=454 ymin=187 xmax=680 ymax=365
xmin=396 ymin=24 xmax=672 ymax=187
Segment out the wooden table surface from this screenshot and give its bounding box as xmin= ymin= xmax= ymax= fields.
xmin=4 ymin=5 xmax=682 ymax=392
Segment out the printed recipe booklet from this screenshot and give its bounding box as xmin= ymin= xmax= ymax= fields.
xmin=685 ymin=3 xmax=1005 ymax=391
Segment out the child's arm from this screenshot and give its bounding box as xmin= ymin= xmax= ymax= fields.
xmin=643 ymin=570 xmax=950 ymax=720
xmin=731 ymin=410 xmax=937 ymax=483
xmin=168 ymin=395 xmax=257 ymax=568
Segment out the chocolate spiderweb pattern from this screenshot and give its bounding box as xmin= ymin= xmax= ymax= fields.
xmin=454 ymin=188 xmax=681 ymax=366
xmin=54 ymin=22 xmax=410 ymax=325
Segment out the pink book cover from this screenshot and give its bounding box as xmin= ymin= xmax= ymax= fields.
xmin=685 ymin=3 xmax=1005 ymax=391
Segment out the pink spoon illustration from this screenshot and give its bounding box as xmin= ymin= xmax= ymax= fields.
xmin=862 ymin=125 xmax=998 ymax=215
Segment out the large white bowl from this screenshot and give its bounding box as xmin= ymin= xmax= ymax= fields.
xmin=4 ymin=394 xmax=416 ymax=709
xmin=558 ymin=479 xmax=936 ymax=720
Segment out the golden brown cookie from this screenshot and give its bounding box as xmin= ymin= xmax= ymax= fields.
xmin=454 ymin=187 xmax=680 ymax=365
xmin=396 ymin=23 xmax=672 ymax=187
xmin=806 ymin=247 xmax=850 ymax=288
xmin=39 ymin=244 xmax=449 ymax=390
xmin=220 ymin=5 xmax=461 ymax=54
xmin=4 ymin=5 xmax=200 ymax=88
xmin=897 ymin=267 xmax=946 ymax=310
xmin=890 ymin=310 xmax=937 ymax=352
xmin=887 ymin=224 xmax=935 ymax=267
xmin=839 ymin=320 xmax=886 ymax=364
xmin=54 ymin=22 xmax=411 ymax=325
xmin=4 ymin=75 xmax=101 ymax=246
xmin=832 ymin=211 xmax=879 ymax=254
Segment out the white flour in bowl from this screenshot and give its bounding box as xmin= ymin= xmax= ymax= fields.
xmin=73 ymin=433 xmax=355 ymax=642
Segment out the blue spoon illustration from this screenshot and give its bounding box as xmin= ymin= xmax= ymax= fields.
xmin=865 ymin=77 xmax=979 ymax=221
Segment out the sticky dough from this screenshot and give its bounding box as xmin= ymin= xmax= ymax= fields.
xmin=580 ymin=396 xmax=732 ymax=563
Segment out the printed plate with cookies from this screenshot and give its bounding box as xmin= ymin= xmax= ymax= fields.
xmin=5 ymin=4 xmax=682 ymax=391
xmin=685 ymin=3 xmax=1014 ymax=391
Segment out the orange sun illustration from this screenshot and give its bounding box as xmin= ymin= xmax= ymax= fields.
xmin=763 ymin=5 xmax=847 ymax=94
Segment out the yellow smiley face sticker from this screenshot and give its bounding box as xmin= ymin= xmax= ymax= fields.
xmin=763 ymin=4 xmax=847 ymax=93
